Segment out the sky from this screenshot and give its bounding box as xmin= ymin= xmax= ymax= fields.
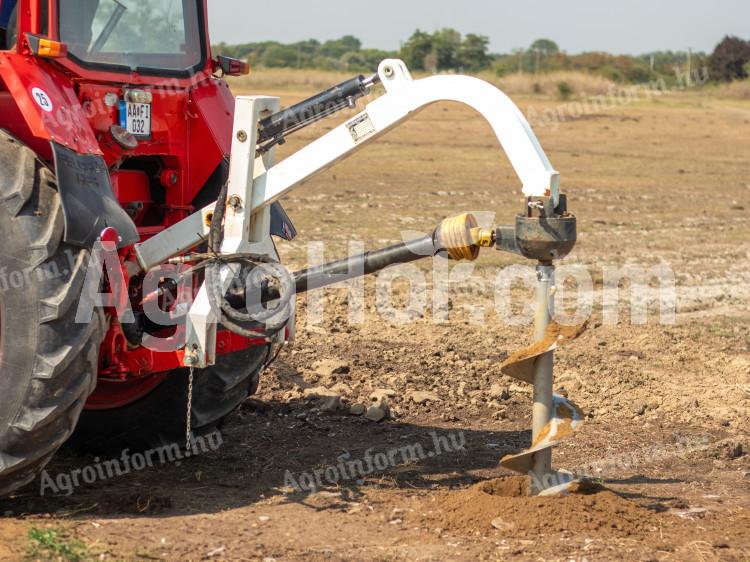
xmin=207 ymin=0 xmax=749 ymax=55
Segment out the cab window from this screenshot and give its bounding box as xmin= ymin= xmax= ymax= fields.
xmin=59 ymin=0 xmax=204 ymax=74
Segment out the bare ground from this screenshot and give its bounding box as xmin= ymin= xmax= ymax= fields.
xmin=1 ymin=83 xmax=749 ymax=561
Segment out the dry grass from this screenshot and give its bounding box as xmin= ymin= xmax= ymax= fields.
xmin=479 ymin=70 xmax=616 ymax=97
xmin=230 ymin=67 xmax=618 ymax=99
xmin=711 ymin=79 xmax=750 ymax=99
xmin=228 ymin=68 xmax=353 ymax=93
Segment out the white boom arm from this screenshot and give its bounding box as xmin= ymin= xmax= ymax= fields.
xmin=134 ymin=59 xmax=560 ymax=367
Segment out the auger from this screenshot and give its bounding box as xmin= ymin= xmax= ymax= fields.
xmin=0 ymin=0 xmax=584 ymax=497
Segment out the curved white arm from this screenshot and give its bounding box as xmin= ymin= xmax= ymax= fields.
xmin=375 ymin=60 xmax=559 ymax=199
xmin=251 ymin=58 xmax=560 ymax=212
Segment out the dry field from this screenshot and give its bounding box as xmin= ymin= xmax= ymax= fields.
xmin=1 ymin=72 xmax=749 ymax=561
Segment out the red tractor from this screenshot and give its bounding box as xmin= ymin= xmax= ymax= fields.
xmin=0 ymin=0 xmax=581 ymax=497
xmin=0 ymin=0 xmax=302 ymax=495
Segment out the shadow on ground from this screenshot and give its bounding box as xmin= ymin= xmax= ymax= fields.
xmin=0 ymin=394 xmax=529 ymax=520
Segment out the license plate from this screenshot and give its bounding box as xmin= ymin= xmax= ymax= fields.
xmin=124 ymin=102 xmax=151 ymax=138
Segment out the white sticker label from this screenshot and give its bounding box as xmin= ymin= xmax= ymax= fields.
xmin=31 ymin=87 xmax=54 ymax=113
xmin=347 ymin=113 xmax=376 ymax=144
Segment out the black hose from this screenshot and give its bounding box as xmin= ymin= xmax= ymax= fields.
xmin=202 ymin=181 xmax=291 ymax=340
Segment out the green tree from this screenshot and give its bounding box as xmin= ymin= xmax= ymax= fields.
xmin=457 ymin=33 xmax=491 ymax=71
xmin=530 ymin=38 xmax=559 ymax=56
xmin=432 ymin=28 xmax=462 ymax=69
xmin=321 ymin=35 xmax=362 ymax=59
xmin=530 ymin=38 xmax=560 ymax=73
xmin=342 ymin=48 xmax=396 ymax=71
xmin=400 ymin=29 xmax=433 ymax=70
xmin=708 ymin=36 xmax=750 ymax=81
xmin=261 ymin=44 xmax=300 ymax=68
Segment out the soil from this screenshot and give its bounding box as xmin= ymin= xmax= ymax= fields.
xmin=431 ymin=477 xmax=660 ymax=537
xmin=1 ymin=83 xmax=749 ymax=561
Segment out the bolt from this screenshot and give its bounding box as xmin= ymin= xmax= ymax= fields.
xmin=383 ymin=66 xmax=394 ymax=77
xmin=228 ymin=195 xmax=243 ymax=210
xmin=236 ymin=130 xmax=248 ymax=142
xmin=183 ymin=352 xmax=198 ymax=367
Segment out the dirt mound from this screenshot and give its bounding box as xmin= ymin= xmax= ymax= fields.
xmin=430 ymin=476 xmax=659 ymax=537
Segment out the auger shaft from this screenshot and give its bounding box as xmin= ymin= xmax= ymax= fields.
xmin=531 ymin=263 xmax=555 ymax=494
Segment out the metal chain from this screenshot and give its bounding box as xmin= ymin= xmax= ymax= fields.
xmin=185 ymin=366 xmax=194 ymax=451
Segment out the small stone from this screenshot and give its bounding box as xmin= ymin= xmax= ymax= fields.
xmin=725 ymin=443 xmax=744 ymax=460
xmin=631 ymin=400 xmax=647 ymax=416
xmin=320 ymin=396 xmax=344 ymax=414
xmin=282 ymin=390 xmax=302 ymax=401
xmin=370 ymin=388 xmax=397 ymax=401
xmin=509 ymin=383 xmax=532 ymax=395
xmin=349 ymin=403 xmax=366 ymax=416
xmin=303 ymin=386 xmax=340 ymax=398
xmin=409 ymin=391 xmax=439 ymax=404
xmin=490 ymin=517 xmax=516 ymax=531
xmin=489 ymin=384 xmax=510 ymax=401
xmin=364 ymin=400 xmax=390 ymax=422
xmin=258 ymin=515 xmax=271 ymax=523
xmin=313 ymin=359 xmax=350 ymax=377
xmin=330 ymin=383 xmax=352 ymax=396
xmin=493 ymin=408 xmax=507 ymax=420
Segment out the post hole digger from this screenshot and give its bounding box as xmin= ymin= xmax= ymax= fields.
xmin=0 ymin=0 xmax=585 ymax=498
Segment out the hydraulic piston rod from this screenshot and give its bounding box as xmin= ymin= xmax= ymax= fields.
xmin=257 ymin=73 xmax=380 ymax=150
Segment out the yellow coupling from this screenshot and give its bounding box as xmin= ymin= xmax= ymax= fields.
xmin=436 ymin=213 xmax=496 ymax=261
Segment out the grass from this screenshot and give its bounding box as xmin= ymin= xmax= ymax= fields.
xmin=711 ymin=79 xmax=750 ymax=99
xmin=228 ymin=67 xmax=352 ymax=92
xmin=480 ymin=70 xmax=617 ymax=96
xmin=26 ymin=527 xmax=91 ymax=562
xmin=230 ymin=67 xmax=750 ymax=105
xmin=230 ymin=66 xmax=618 ymax=97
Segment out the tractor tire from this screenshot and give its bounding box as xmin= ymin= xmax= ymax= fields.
xmin=0 ymin=132 xmax=105 ymax=497
xmin=70 ymin=344 xmax=270 ymax=454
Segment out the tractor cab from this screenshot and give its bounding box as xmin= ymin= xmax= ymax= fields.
xmin=59 ymin=0 xmax=207 ymax=76
xmin=0 ymin=0 xmax=247 ymax=237
xmin=2 ymin=0 xmax=207 ymax=74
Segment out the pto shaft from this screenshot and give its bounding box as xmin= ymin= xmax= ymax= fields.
xmin=227 ymin=213 xmax=492 ymax=307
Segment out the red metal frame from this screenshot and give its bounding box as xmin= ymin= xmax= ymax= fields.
xmin=0 ymin=0 xmax=265 ymax=410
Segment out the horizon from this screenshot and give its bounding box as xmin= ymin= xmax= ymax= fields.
xmin=207 ymin=0 xmax=750 ymax=56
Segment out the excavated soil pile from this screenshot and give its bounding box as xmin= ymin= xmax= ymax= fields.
xmin=431 ymin=476 xmax=660 ymax=537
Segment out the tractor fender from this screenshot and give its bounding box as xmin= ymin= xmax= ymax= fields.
xmin=51 ymin=143 xmax=139 ymax=248
xmin=0 ymin=52 xmax=100 ymax=154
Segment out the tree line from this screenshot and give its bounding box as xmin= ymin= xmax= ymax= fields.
xmin=213 ymin=29 xmax=750 ymax=85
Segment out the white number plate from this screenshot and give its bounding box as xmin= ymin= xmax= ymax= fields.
xmin=125 ymin=102 xmax=151 ymax=137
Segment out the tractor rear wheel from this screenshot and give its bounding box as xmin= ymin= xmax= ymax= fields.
xmin=70 ymin=344 xmax=270 ymax=453
xmin=0 ymin=132 xmax=105 ymax=496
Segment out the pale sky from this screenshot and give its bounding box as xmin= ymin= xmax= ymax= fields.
xmin=207 ymin=0 xmax=748 ymax=55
